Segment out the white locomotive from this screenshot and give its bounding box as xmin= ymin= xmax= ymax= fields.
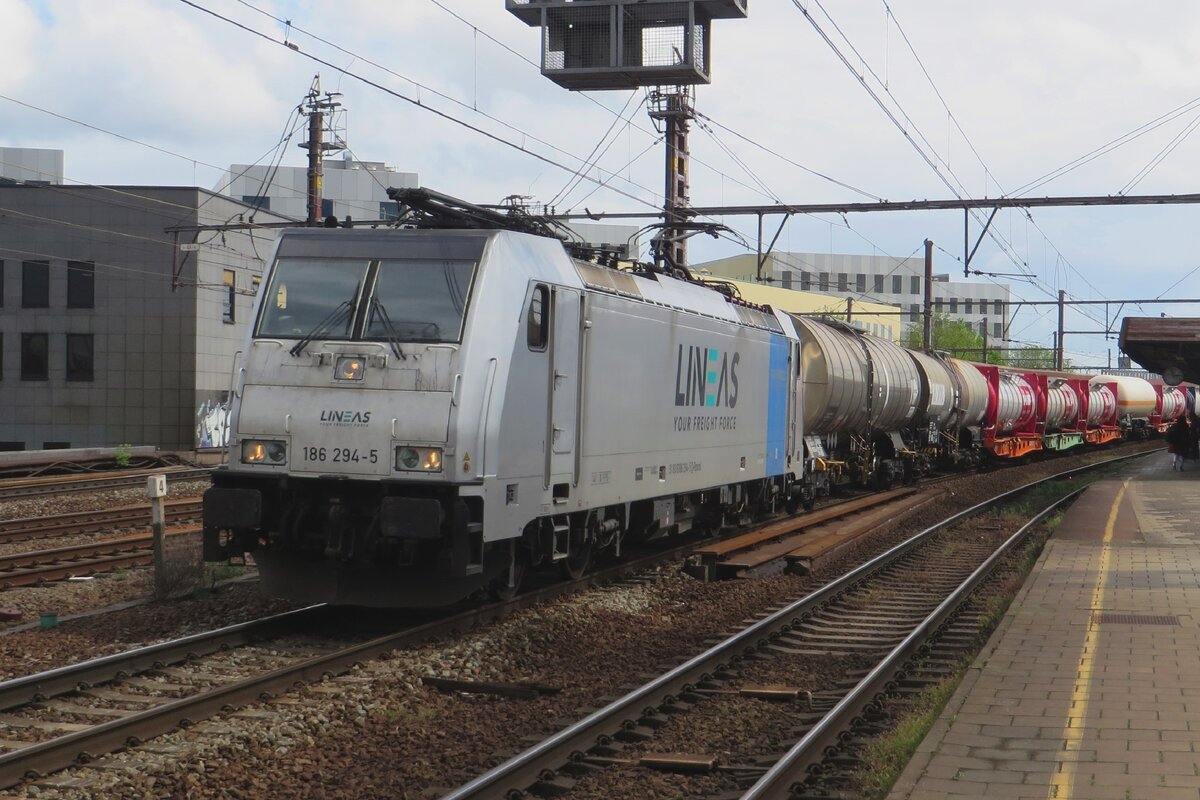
xmin=204 ymin=196 xmax=803 ymax=606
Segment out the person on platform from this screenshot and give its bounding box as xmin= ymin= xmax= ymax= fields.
xmin=1167 ymin=416 xmax=1191 ymax=471
xmin=1189 ymin=412 xmax=1200 ymax=461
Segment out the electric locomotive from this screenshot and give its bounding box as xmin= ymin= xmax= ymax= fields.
xmin=203 ymin=192 xmax=805 ymax=606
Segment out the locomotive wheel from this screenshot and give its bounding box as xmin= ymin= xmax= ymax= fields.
xmin=560 ymin=539 xmax=593 ymax=580
xmin=489 ymin=560 xmax=526 ymax=601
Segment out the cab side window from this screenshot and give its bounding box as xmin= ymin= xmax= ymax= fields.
xmin=527 ymin=285 xmax=549 ymax=350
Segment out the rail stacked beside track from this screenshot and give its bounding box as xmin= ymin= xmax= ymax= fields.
xmin=0 ymin=467 xmax=211 ymax=502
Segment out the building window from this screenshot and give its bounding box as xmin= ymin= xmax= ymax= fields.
xmin=910 ymin=275 xmax=921 ymax=295
xmin=949 ymin=298 xmax=958 ymax=314
xmin=855 ymin=273 xmax=866 ymax=293
xmin=22 ymin=260 xmax=49 ymax=308
xmin=979 ymin=320 xmax=987 ymax=336
xmin=0 ymin=442 xmax=24 ymax=452
xmin=818 ymin=272 xmax=830 ymax=292
xmin=892 ymin=275 xmax=902 ymax=294
xmin=909 ymin=304 xmax=919 ymax=321
xmin=20 ymin=333 xmax=48 ymax=381
xmin=321 ymin=199 xmax=334 ymax=219
xmin=873 ymin=274 xmax=884 ymax=293
xmin=837 ymin=273 xmax=848 ymax=292
xmin=67 ymin=261 xmax=95 ymax=309
xmin=934 ymin=298 xmax=943 ymax=311
xmin=242 ymin=195 xmax=271 ymax=210
xmin=42 ymin=441 xmax=71 ymax=450
xmin=800 ymin=272 xmax=812 ymax=291
xmin=781 ymin=271 xmax=792 ymax=289
xmin=965 ymin=299 xmax=973 ymax=315
xmin=66 ymin=334 xmax=94 ymax=382
xmin=0 ymin=260 xmax=4 ymax=306
xmin=994 ymin=300 xmax=1003 ymax=316
xmin=222 ymin=270 xmax=236 ymax=323
xmin=380 ymin=201 xmax=400 ymax=221
xmin=993 ymin=322 xmax=1003 ymax=339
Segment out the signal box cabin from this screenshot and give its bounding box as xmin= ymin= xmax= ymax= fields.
xmin=506 ymin=0 xmax=748 ymax=90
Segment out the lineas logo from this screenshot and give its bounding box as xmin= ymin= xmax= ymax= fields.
xmin=319 ymin=409 xmax=372 ymax=425
xmin=674 ymin=345 xmax=739 ymax=408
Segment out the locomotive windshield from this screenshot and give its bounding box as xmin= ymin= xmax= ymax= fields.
xmin=257 ymin=258 xmax=366 ymax=339
xmin=365 ymin=258 xmax=474 ymax=343
xmin=256 ymin=255 xmax=477 ymax=345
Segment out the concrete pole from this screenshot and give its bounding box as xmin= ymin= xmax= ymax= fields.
xmin=147 ymin=475 xmax=167 ymax=596
xmin=1056 ymin=289 xmax=1066 ymax=370
xmin=923 ymin=239 xmax=934 ymax=350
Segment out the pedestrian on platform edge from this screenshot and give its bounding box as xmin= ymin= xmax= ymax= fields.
xmin=1167 ymin=415 xmax=1190 ymax=471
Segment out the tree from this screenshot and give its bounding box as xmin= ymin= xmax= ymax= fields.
xmin=1005 ymin=345 xmax=1069 ymax=370
xmin=902 ymin=313 xmax=1003 ymax=364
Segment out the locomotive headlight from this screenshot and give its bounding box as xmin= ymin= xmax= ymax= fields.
xmin=241 ymin=439 xmax=287 ymax=465
xmin=395 ymin=446 xmax=443 ymax=472
xmin=335 ymin=355 xmax=365 ymax=381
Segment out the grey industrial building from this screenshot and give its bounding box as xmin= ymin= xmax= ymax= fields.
xmin=219 ymin=154 xmax=418 ymax=224
xmin=0 ymin=151 xmax=291 ymax=452
xmin=695 ymin=251 xmax=1012 ymax=341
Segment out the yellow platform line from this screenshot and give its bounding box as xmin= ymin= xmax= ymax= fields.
xmin=1047 ymin=478 xmax=1129 ymax=799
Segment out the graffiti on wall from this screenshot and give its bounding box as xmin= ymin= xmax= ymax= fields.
xmin=196 ymin=392 xmax=231 ymax=449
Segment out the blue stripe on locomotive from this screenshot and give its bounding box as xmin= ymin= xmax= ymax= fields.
xmin=766 ymin=334 xmax=788 ymax=475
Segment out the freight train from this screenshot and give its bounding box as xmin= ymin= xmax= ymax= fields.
xmin=202 ymin=191 xmax=1187 ymax=607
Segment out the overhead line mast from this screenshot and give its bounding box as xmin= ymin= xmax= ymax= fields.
xmin=300 ymin=75 xmax=345 ymax=226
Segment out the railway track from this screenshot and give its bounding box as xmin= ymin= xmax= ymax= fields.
xmin=0 ymin=501 xmax=203 ymax=546
xmin=0 ymin=528 xmax=201 ymax=589
xmin=436 ymin=452 xmax=1143 ymax=800
xmin=0 ymin=484 xmax=959 ymax=790
xmin=0 ymin=447 xmax=1153 ymax=793
xmin=0 ymin=467 xmax=211 ymax=502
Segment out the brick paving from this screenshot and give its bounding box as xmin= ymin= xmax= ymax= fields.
xmin=889 ymin=453 xmax=1200 ymax=800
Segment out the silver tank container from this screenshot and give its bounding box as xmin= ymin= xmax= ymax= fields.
xmin=1088 ymin=383 xmax=1117 ymax=426
xmin=1162 ymin=386 xmax=1187 ymax=421
xmin=945 ymin=359 xmax=989 ymax=428
xmin=908 ymin=350 xmax=956 ymax=428
xmin=1045 ymin=380 xmax=1080 ymax=431
xmin=995 ymin=370 xmax=1037 ymax=433
xmin=790 ymin=316 xmax=921 ymax=435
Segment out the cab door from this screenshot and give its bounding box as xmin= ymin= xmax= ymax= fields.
xmin=546 ymin=287 xmax=581 ymax=491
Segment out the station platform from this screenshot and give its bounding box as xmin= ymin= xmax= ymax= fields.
xmin=890 ymin=452 xmax=1200 ymax=800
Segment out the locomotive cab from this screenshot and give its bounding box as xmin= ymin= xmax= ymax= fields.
xmin=204 ymin=229 xmax=500 ymax=605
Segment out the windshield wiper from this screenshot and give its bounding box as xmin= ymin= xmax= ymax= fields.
xmin=369 ymin=297 xmax=405 ymax=360
xmin=289 ymin=300 xmax=354 ymax=357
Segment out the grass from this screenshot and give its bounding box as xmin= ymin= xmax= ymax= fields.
xmin=204 ymin=563 xmax=247 ymax=584
xmin=856 ymin=678 xmax=959 ymax=798
xmin=847 ymin=512 xmax=1059 ymax=799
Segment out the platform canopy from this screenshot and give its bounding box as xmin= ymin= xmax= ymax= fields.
xmin=1119 ymin=317 xmax=1200 ymax=386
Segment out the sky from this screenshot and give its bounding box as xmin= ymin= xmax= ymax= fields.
xmin=4 ymin=0 xmax=1200 ymax=368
